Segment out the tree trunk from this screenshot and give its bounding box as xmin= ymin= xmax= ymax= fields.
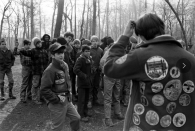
xmin=51 ymin=0 xmax=57 ymax=39
xmin=80 ymin=0 xmax=86 ymax=39
xmin=75 ymin=0 xmax=77 ymax=38
xmin=85 ymin=0 xmax=90 ymax=38
xmin=98 ymin=0 xmax=100 ymax=38
xmin=92 ymin=0 xmax=97 ymax=35
xmin=132 ymin=0 xmax=137 ymax=20
xmin=106 ymin=0 xmax=109 ymax=36
xmin=31 ymin=0 xmax=34 ymax=39
xmin=39 ymin=0 xmax=42 ymax=38
xmin=165 ymin=0 xmax=188 ymax=50
xmin=54 ymin=0 xmax=64 ymax=38
xmin=22 ymin=1 xmax=26 ymax=40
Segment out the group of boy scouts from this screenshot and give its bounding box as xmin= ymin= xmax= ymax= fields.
xmin=1 ymin=13 xmax=195 ymax=131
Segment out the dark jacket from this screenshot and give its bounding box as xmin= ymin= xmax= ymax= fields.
xmin=90 ymin=47 xmax=103 ymax=68
xmin=40 ymin=58 xmax=71 ymax=104
xmin=104 ymin=35 xmax=195 ymax=131
xmin=0 ymin=49 xmax=15 ymax=70
xmin=41 ymin=34 xmax=51 ymax=52
xmin=73 ymin=54 xmax=92 ymax=88
xmin=20 ymin=47 xmax=48 ymax=75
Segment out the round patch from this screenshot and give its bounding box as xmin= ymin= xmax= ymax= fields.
xmin=160 ymin=115 xmax=172 ymax=127
xmin=140 ymin=95 xmax=149 ymax=106
xmin=145 ymin=56 xmax=168 ymax=81
xmin=151 ymin=82 xmax=163 ymax=93
xmin=166 ymin=102 xmax=177 ymax=114
xmin=129 ymin=125 xmax=143 ymax=131
xmin=179 ymin=94 xmax=191 ymax=106
xmin=145 ymin=110 xmax=159 ymax=126
xmin=183 ymin=80 xmax=194 ymax=93
xmin=115 ymin=54 xmax=127 ymax=64
xmin=133 ymin=113 xmax=140 ymax=125
xmin=173 ymin=113 xmax=186 ymax=127
xmin=140 ymin=82 xmax=146 ymax=94
xmin=163 ymin=79 xmax=182 ymax=101
xmin=152 ymin=94 xmax=164 ymax=106
xmin=134 ymin=103 xmax=145 ymax=115
xmin=170 ymin=67 xmax=180 ymax=78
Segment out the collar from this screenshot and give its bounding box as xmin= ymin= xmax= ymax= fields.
xmin=135 ymin=35 xmax=183 ymax=48
xmin=52 ymin=58 xmax=64 ymax=70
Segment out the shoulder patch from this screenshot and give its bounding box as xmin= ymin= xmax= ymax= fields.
xmin=115 ymin=54 xmax=127 ymax=64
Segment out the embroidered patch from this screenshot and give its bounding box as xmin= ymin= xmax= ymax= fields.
xmin=160 ymin=115 xmax=172 ymax=127
xmin=179 ymin=94 xmax=191 ymax=106
xmin=115 ymin=54 xmax=127 ymax=64
xmin=145 ymin=56 xmax=168 ymax=81
xmin=151 ymin=82 xmax=163 ymax=93
xmin=163 ymin=79 xmax=182 ymax=101
xmin=166 ymin=102 xmax=177 ymax=114
xmin=134 ymin=103 xmax=145 ymax=115
xmin=173 ymin=113 xmax=186 ymax=127
xmin=170 ymin=67 xmax=180 ymax=78
xmin=140 ymin=82 xmax=146 ymax=95
xmin=133 ymin=113 xmax=140 ymax=125
xmin=140 ymin=95 xmax=149 ymax=106
xmin=129 ymin=125 xmax=143 ymax=131
xmin=145 ymin=110 xmax=159 ymax=126
xmin=152 ymin=94 xmax=164 ymax=106
xmin=183 ymin=80 xmax=194 ymax=93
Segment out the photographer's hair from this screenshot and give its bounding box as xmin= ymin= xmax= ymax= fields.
xmin=135 ymin=13 xmax=165 ymax=40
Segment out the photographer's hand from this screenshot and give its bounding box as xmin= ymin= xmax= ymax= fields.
xmin=123 ymin=20 xmax=135 ymax=38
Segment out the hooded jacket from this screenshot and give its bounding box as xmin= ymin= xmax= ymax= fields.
xmin=104 ymin=35 xmax=195 ymax=131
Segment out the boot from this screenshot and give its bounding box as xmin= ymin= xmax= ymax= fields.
xmin=9 ymin=83 xmax=16 ymax=99
xmin=0 ymin=82 xmax=5 ymax=101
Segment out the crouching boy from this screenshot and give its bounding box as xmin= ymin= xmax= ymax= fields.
xmin=40 ymin=42 xmax=80 ymax=131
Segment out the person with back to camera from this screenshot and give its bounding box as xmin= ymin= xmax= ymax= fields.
xmin=104 ymin=13 xmax=195 ymax=131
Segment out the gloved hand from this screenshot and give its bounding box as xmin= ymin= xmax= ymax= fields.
xmin=67 ymin=92 xmax=72 ymax=102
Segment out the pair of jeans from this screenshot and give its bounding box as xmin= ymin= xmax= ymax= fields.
xmin=31 ymin=75 xmax=41 ymax=101
xmin=120 ymin=79 xmax=132 ymax=104
xmin=104 ymin=75 xmax=121 ymax=119
xmin=20 ymin=66 xmax=32 ymax=100
xmin=48 ymin=97 xmax=80 ymax=131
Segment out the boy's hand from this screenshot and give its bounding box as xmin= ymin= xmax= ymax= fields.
xmin=123 ymin=20 xmax=135 ymax=38
xmin=58 ymin=95 xmax=66 ymax=102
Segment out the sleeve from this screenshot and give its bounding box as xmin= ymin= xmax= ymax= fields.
xmin=40 ymin=69 xmax=60 ymax=104
xmin=73 ymin=58 xmax=86 ymax=79
xmin=20 ymin=49 xmax=34 ymax=57
xmin=104 ymin=35 xmax=141 ymax=80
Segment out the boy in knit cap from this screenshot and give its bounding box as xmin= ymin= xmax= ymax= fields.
xmin=0 ymin=38 xmax=16 ymax=100
xmin=40 ymin=42 xmax=80 ymax=131
xmin=20 ymin=37 xmax=49 ymax=104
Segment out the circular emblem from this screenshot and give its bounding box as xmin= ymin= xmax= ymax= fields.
xmin=145 ymin=110 xmax=159 ymax=126
xmin=152 ymin=94 xmax=164 ymax=106
xmin=140 ymin=82 xmax=146 ymax=94
xmin=166 ymin=102 xmax=177 ymax=114
xmin=133 ymin=113 xmax=140 ymax=125
xmin=179 ymin=94 xmax=191 ymax=106
xmin=134 ymin=103 xmax=145 ymax=115
xmin=170 ymin=67 xmax=180 ymax=78
xmin=115 ymin=54 xmax=127 ymax=64
xmin=163 ymin=79 xmax=182 ymax=101
xmin=151 ymin=82 xmax=163 ymax=93
xmin=145 ymin=56 xmax=168 ymax=81
xmin=140 ymin=95 xmax=149 ymax=106
xmin=160 ymin=115 xmax=172 ymax=127
xmin=183 ymin=80 xmax=194 ymax=93
xmin=173 ymin=113 xmax=186 ymax=127
xmin=129 ymin=126 xmax=143 ymax=131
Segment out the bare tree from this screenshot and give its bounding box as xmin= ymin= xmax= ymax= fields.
xmin=0 ymin=0 xmax=12 ymax=39
xmin=30 ymin=0 xmax=34 ymax=39
xmin=92 ymin=0 xmax=97 ymax=35
xmin=75 ymin=0 xmax=77 ymax=38
xmin=80 ymin=0 xmax=86 ymax=39
xmin=51 ymin=0 xmax=57 ymax=38
xmin=54 ymin=0 xmax=65 ymax=38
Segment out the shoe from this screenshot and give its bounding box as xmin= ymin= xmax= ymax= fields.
xmin=115 ymin=113 xmax=124 ymax=120
xmin=33 ymin=100 xmax=42 ymax=105
xmin=103 ymin=118 xmax=114 ymax=127
xmin=81 ymin=117 xmax=89 ymax=122
xmin=87 ymin=101 xmax=92 ymax=109
xmin=0 ymin=96 xmax=5 ymax=101
xmin=9 ymin=95 xmax=16 ymax=99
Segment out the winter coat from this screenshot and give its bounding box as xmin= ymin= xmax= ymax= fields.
xmin=0 ymin=49 xmax=15 ymax=70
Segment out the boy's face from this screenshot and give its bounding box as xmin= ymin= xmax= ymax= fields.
xmin=36 ymin=42 xmax=42 ymax=48
xmin=83 ymin=50 xmax=90 ymax=58
xmin=91 ymin=39 xmax=99 ymax=48
xmin=0 ymin=41 xmax=7 ymax=50
xmin=44 ymin=36 xmax=50 ymax=41
xmin=52 ymin=52 xmax=64 ymax=61
xmin=74 ymin=42 xmax=81 ymax=49
xmin=65 ymin=36 xmax=73 ymax=43
xmin=24 ymin=43 xmax=31 ymax=49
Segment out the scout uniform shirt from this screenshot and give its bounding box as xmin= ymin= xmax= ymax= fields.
xmin=104 ymin=35 xmax=195 ymax=131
